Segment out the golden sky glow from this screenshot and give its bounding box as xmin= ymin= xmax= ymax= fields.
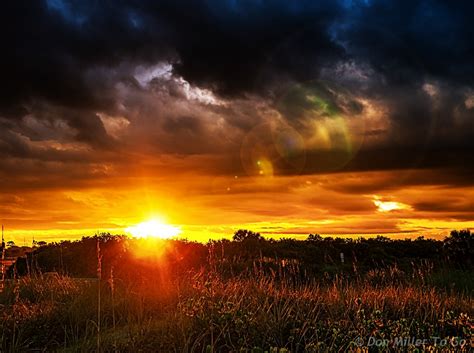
xmin=1 ymin=0 xmax=474 ymax=245
xmin=2 ymin=167 xmax=473 ymax=244
xmin=2 ymin=94 xmax=472 ymax=243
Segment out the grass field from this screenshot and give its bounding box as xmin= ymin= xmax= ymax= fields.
xmin=1 ymin=256 xmax=473 ymax=352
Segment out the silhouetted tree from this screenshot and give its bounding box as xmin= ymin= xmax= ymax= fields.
xmin=9 ymin=229 xmax=474 ymax=282
xmin=307 ymin=234 xmax=323 ymax=242
xmin=233 ymin=229 xmax=263 ymax=242
xmin=443 ymin=229 xmax=473 ymax=268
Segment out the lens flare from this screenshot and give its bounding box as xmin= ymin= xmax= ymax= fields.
xmin=256 ymin=158 xmax=274 ymax=176
xmin=277 ymin=81 xmax=366 ymax=172
xmin=240 ymin=121 xmax=306 ymax=177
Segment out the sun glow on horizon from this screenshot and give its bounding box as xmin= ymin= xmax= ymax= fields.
xmin=125 ymin=219 xmax=181 ymax=239
xmin=373 ymin=196 xmax=412 ymax=212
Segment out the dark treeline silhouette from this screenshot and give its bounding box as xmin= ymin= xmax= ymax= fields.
xmin=9 ymin=229 xmax=474 ymax=291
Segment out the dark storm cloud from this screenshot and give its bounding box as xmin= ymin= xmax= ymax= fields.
xmin=336 ymin=0 xmax=474 ymax=86
xmin=0 ymin=0 xmax=343 ymax=112
xmin=2 ymin=0 xmax=474 ymax=102
xmin=0 ymin=0 xmax=473 ymax=181
xmin=162 ymin=116 xmax=203 ymax=135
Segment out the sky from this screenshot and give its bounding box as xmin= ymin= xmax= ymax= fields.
xmin=1 ymin=0 xmax=473 ymax=243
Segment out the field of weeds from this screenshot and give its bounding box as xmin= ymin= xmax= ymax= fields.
xmin=1 ymin=233 xmax=473 ymax=352
xmin=1 ymin=266 xmax=472 ymax=352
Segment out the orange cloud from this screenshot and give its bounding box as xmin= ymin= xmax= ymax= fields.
xmin=1 ymin=167 xmax=473 ymax=243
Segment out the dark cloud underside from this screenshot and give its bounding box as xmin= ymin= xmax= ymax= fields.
xmin=0 ymin=0 xmax=473 ymax=188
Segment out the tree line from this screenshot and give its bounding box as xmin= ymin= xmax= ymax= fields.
xmin=7 ymin=229 xmax=472 ymax=283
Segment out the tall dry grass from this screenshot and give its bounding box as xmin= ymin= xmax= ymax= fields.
xmin=0 ymin=263 xmax=472 ymax=352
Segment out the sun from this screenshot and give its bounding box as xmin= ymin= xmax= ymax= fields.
xmin=125 ymin=219 xmax=181 ymax=239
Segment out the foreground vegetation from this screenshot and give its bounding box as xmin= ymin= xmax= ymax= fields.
xmin=1 ymin=230 xmax=473 ymax=352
